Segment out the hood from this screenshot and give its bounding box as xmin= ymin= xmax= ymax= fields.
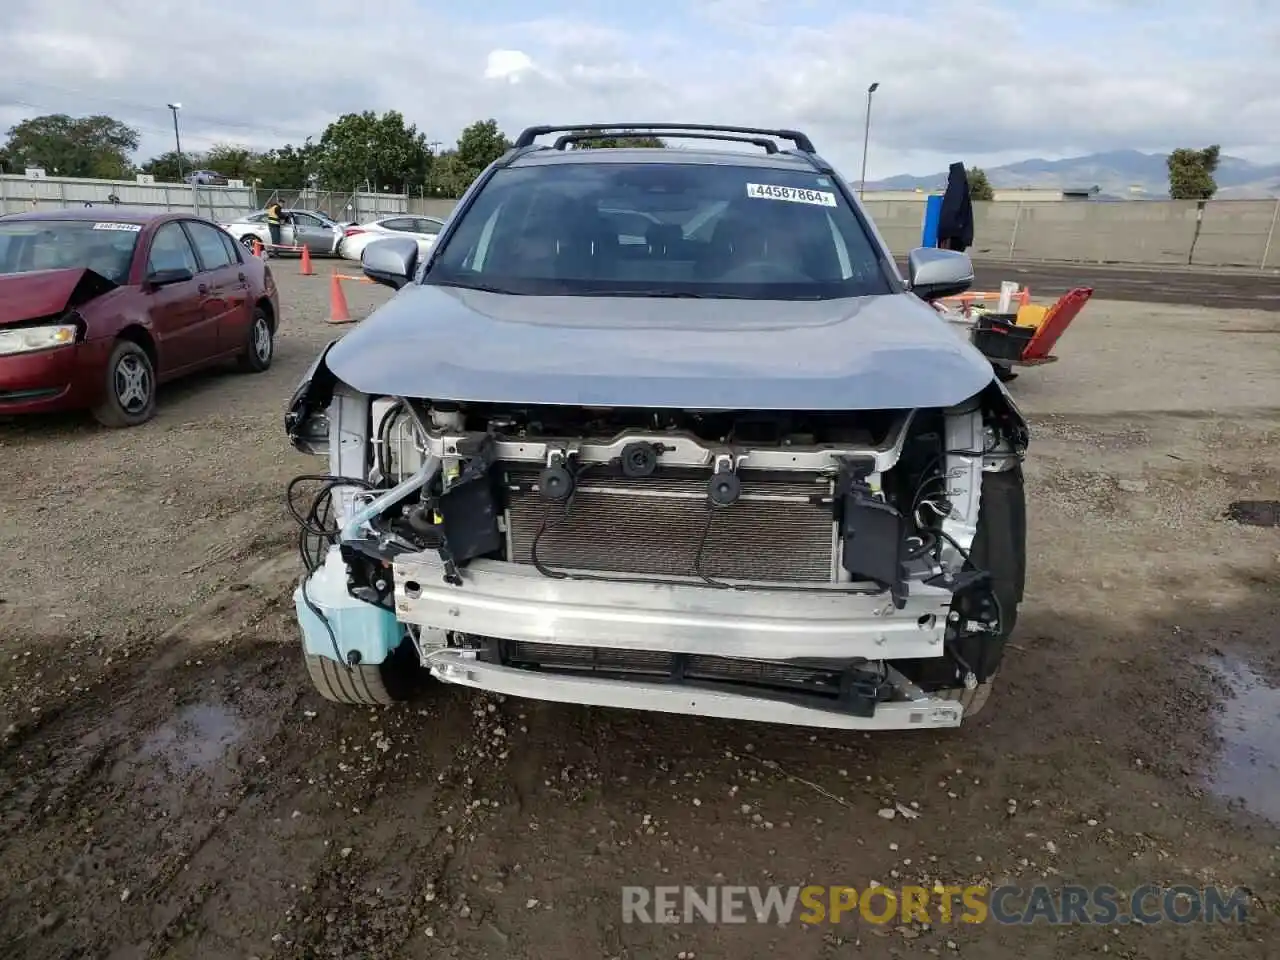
xmin=0 ymin=267 xmax=119 ymax=326
xmin=324 ymin=284 xmax=997 ymax=411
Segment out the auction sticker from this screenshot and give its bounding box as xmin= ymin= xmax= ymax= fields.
xmin=92 ymin=222 xmax=142 ymax=232
xmin=746 ymin=183 xmax=837 ymax=207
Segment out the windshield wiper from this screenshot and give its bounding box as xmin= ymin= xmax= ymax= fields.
xmin=592 ymin=289 xmax=736 ymax=299
xmin=426 ymin=278 xmax=514 ymax=295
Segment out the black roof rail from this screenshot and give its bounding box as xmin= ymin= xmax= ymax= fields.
xmin=552 ymin=131 xmax=780 ymax=153
xmin=514 ymin=123 xmax=816 ymax=153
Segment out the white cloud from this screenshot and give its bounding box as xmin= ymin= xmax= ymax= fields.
xmin=0 ymin=0 xmax=1277 ymax=179
xmin=484 ymin=50 xmax=537 ymax=84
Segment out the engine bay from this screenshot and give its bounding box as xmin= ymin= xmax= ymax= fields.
xmin=290 ymin=396 xmax=1017 ymax=619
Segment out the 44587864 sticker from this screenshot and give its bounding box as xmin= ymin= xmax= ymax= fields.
xmin=746 ymin=183 xmax=837 ymax=207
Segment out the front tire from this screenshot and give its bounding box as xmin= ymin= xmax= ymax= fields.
xmin=92 ymin=340 xmax=157 ymax=428
xmin=304 ymin=642 xmax=421 ymax=705
xmin=237 ymin=306 xmax=274 ymax=373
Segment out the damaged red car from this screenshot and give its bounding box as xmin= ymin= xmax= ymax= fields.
xmin=0 ymin=209 xmax=281 ymax=427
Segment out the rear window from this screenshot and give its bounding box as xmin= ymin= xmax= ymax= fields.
xmin=0 ymin=219 xmax=140 ymax=284
xmin=426 ymin=162 xmax=892 ymax=300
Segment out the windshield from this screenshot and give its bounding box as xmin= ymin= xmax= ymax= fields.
xmin=0 ymin=219 xmax=140 ymax=284
xmin=425 ymin=161 xmax=894 ymax=300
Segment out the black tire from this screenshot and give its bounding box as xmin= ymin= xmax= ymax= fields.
xmin=303 ymin=641 xmax=421 ymax=705
xmin=969 ymin=464 xmax=1027 ymax=645
xmin=92 ymin=339 xmax=157 ymax=428
xmin=993 ymin=364 xmax=1018 ymax=383
xmin=240 ymin=233 xmax=265 ymax=252
xmin=237 ymin=306 xmax=274 ymax=373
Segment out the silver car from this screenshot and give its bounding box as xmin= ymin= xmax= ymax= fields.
xmin=284 ymin=123 xmax=1029 ymax=732
xmin=222 ymin=208 xmax=344 ymax=256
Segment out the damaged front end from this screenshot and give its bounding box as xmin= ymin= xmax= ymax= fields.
xmin=285 ymin=351 xmax=1029 ymax=730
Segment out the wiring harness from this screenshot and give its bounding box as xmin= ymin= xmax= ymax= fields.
xmin=286 ymin=474 xmax=377 ymax=573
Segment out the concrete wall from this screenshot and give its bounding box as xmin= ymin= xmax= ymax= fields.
xmin=409 ymin=197 xmax=462 ymax=219
xmin=861 ymin=198 xmax=1280 ymax=269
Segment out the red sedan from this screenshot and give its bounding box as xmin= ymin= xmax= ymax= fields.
xmin=0 ymin=209 xmax=281 ymax=427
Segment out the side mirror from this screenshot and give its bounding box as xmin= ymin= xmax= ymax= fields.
xmin=362 ymin=236 xmax=419 ymax=291
xmin=906 ymin=247 xmax=974 ymax=301
xmin=145 ymin=267 xmax=194 ymax=288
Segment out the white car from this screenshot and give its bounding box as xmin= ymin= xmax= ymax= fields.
xmin=338 ymin=215 xmax=445 ymax=262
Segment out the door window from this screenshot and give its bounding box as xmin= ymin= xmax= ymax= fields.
xmin=416 ymin=218 xmax=444 ymax=235
xmin=381 ymin=218 xmax=415 ymax=232
xmin=147 ymin=222 xmax=200 ymax=275
xmin=185 ymin=220 xmax=234 ymax=271
xmin=217 ymin=228 xmax=242 ymax=264
xmin=291 ymin=213 xmax=324 ymax=227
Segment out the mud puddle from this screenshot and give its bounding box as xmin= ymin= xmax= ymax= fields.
xmin=1207 ymin=657 xmax=1280 ymax=822
xmin=138 ymin=702 xmax=245 ymax=774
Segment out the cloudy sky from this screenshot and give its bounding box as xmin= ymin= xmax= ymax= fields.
xmin=2 ymin=0 xmax=1278 ymax=179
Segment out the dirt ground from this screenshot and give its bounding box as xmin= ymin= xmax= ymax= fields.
xmin=1 ymin=267 xmax=1278 ymax=960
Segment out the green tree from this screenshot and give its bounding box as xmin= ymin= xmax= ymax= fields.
xmin=571 ymin=130 xmax=665 ymax=149
xmin=422 ymin=121 xmax=514 ymax=198
xmin=1166 ymin=145 xmax=1220 ymax=200
xmin=254 ymin=141 xmax=319 ymax=190
xmin=3 ymin=114 xmax=139 ymax=179
xmin=204 ymin=144 xmax=259 ymax=181
xmin=315 ymin=110 xmax=429 ymax=191
xmin=425 ymin=151 xmax=477 ymax=198
xmin=966 ymin=166 xmax=994 ymax=202
xmin=454 ymin=119 xmax=512 ymax=172
xmin=140 ymin=150 xmax=203 ymax=182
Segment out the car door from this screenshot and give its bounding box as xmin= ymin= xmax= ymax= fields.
xmin=291 ymin=212 xmax=336 ymax=254
xmin=182 ymin=219 xmax=247 ymax=360
xmin=142 ymin=221 xmax=211 ymax=375
xmin=216 ymin=227 xmax=254 ymax=353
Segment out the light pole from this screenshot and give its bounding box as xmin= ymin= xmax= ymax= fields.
xmin=166 ymin=103 xmax=184 ymax=181
xmin=859 ymin=81 xmax=879 ymax=199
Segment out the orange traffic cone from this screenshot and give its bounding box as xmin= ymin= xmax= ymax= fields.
xmin=252 ymin=238 xmax=263 ymax=258
xmin=327 ymin=269 xmax=352 ymax=324
xmin=300 ymin=244 xmax=314 ymax=276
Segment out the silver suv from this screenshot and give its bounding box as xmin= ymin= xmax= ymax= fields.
xmin=285 ymin=123 xmax=1029 ymax=731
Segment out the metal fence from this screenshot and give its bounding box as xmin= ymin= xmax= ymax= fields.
xmin=0 ymin=174 xmax=412 ymax=226
xmin=260 ymin=188 xmax=409 ymax=222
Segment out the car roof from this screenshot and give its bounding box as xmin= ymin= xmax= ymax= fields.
xmin=0 ymin=208 xmax=172 ymax=225
xmin=508 ymin=146 xmax=819 ymax=172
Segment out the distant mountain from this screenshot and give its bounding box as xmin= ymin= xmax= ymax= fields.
xmin=866 ymin=149 xmax=1280 ymax=199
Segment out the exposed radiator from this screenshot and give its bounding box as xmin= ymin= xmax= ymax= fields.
xmin=503 ymin=467 xmax=836 ymax=583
